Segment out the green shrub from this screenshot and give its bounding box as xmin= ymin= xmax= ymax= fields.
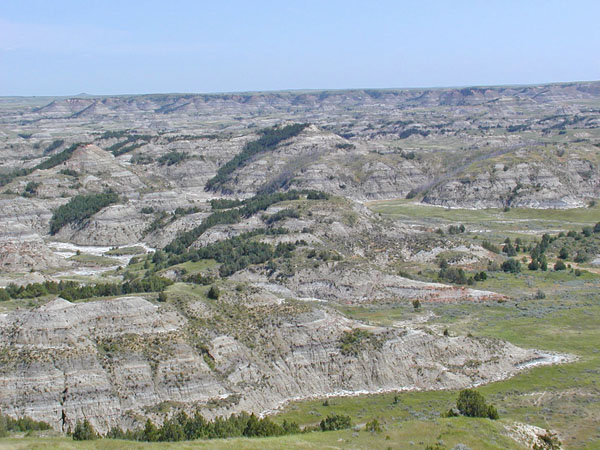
xmin=59 ymin=168 xmax=79 ymax=177
xmin=454 ymin=389 xmax=499 ymax=419
xmin=158 ymin=151 xmax=189 ymax=166
xmin=72 ymin=419 xmax=98 ymax=440
xmin=210 ymin=198 xmax=244 ymax=209
xmin=481 ymin=240 xmax=500 ymax=254
xmin=364 ymin=418 xmax=382 ymax=433
xmin=558 ymin=247 xmax=569 ymax=260
xmin=207 ymin=285 xmax=220 ymax=300
xmin=502 ymin=239 xmax=517 ymax=256
xmin=24 ymin=181 xmax=40 ymax=195
xmin=339 ymin=329 xmax=377 ymax=356
xmin=473 ymin=271 xmax=487 ymax=281
xmin=0 ymin=413 xmax=51 ymax=436
xmin=320 ymin=414 xmax=352 ymax=431
xmin=501 ymin=258 xmax=521 ymax=273
xmin=438 ymin=267 xmax=468 ymax=284
xmin=554 ymin=260 xmax=566 ymax=271
xmin=43 ymin=139 xmax=65 ymax=154
xmin=264 ymin=208 xmax=300 ymax=224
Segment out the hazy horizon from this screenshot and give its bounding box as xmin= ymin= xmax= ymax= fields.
xmin=2 ymin=0 xmax=599 ymax=96
xmin=2 ymin=78 xmax=600 ymax=100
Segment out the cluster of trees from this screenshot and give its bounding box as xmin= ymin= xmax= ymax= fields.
xmin=35 ymin=143 xmax=84 ymax=171
xmin=305 ymin=190 xmax=330 ymax=200
xmin=398 ymin=128 xmax=430 ymax=139
xmin=319 ymin=414 xmax=352 ymax=431
xmin=165 ymin=190 xmax=326 ymax=254
xmin=1 ymin=142 xmax=86 ymax=187
xmin=0 ymin=276 xmax=173 ymax=302
xmin=163 ymin=133 xmax=219 ymax=143
xmin=59 ymin=168 xmax=79 ymax=177
xmin=184 ymin=273 xmax=215 ymax=286
xmin=210 ymin=198 xmax=244 ymax=209
xmin=106 ymin=134 xmax=152 ymax=156
xmin=0 ymin=413 xmax=50 ymax=437
xmin=501 ymin=258 xmax=521 ymax=273
xmin=445 ymin=389 xmax=499 ymax=420
xmin=494 ymin=225 xmax=600 ymax=274
xmin=264 ymin=208 xmax=300 ymax=224
xmin=335 ymin=143 xmax=355 ymax=150
xmin=554 ymin=260 xmax=566 ymax=271
xmin=131 ymin=154 xmax=153 ymax=165
xmin=49 ymin=191 xmax=119 ymax=235
xmin=23 ymin=181 xmax=40 ymax=197
xmin=43 ymin=139 xmax=65 ymax=154
xmin=73 ymin=419 xmax=99 ymax=440
xmin=144 ymin=211 xmax=169 ymax=234
xmin=502 ymin=238 xmax=518 ymax=257
xmin=152 ymin=228 xmax=302 ymax=278
xmin=204 ymin=234 xmax=304 ymax=277
xmin=157 ymin=151 xmax=189 ymax=166
xmin=528 ymin=234 xmax=552 ymax=271
xmin=0 ymin=167 xmax=33 ymax=187
xmin=447 ymin=224 xmax=466 ymax=235
xmin=437 ymin=259 xmax=487 ymax=285
xmin=482 ymin=240 xmax=501 ymax=254
xmin=76 ymin=412 xmax=300 ymax=442
xmin=99 ymin=130 xmax=131 ymax=140
xmin=306 ymin=249 xmax=342 ymax=261
xmin=438 ymin=266 xmax=469 ymax=284
xmin=205 ymin=123 xmax=309 ymax=190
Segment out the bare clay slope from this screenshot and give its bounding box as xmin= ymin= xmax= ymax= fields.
xmin=0 ymin=295 xmax=554 ymax=433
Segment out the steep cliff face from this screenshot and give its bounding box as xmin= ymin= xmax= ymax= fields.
xmin=0 ymin=296 xmax=556 ymax=432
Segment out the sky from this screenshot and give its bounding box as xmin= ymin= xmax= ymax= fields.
xmin=1 ymin=0 xmax=599 ymax=96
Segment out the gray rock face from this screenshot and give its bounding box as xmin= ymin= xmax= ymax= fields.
xmin=53 ymin=204 xmax=151 ymax=247
xmin=0 ymin=296 xmax=554 ymax=432
xmin=423 ymin=151 xmax=600 ymax=208
xmin=0 ymin=224 xmax=68 ymax=273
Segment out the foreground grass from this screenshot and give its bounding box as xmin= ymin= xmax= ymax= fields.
xmin=0 ymin=418 xmax=522 ymax=449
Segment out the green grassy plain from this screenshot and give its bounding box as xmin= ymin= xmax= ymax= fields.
xmin=369 ymin=199 xmax=600 ymax=235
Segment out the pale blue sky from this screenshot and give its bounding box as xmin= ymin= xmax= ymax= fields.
xmin=1 ymin=0 xmax=599 ymax=96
